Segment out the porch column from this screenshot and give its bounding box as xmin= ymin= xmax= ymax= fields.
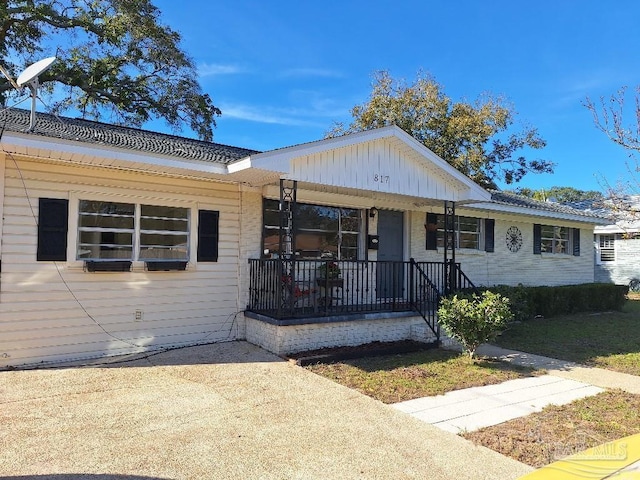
xmin=278 ymin=179 xmax=297 ymax=259
xmin=443 ymin=200 xmax=456 ymax=294
xmin=278 ymin=179 xmax=298 ymax=314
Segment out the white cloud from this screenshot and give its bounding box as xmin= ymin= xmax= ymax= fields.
xmin=220 ymin=103 xmax=326 ymax=127
xmin=280 ymin=68 xmax=343 ymax=79
xmin=198 ymin=63 xmax=244 ymax=78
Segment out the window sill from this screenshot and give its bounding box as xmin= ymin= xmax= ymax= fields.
xmin=539 ymin=253 xmax=573 ymax=260
xmin=436 ymin=248 xmax=485 ymax=256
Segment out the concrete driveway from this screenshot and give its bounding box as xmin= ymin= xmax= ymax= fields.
xmin=0 ymin=341 xmax=533 ymax=480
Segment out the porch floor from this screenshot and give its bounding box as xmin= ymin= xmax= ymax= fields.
xmin=244 ymin=307 xmax=420 ymax=326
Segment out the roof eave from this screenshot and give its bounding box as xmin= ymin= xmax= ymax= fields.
xmin=467 ymin=202 xmax=610 ymax=225
xmin=1 ymin=131 xmax=228 ymax=176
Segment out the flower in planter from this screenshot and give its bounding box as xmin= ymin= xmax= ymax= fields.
xmin=318 ymin=261 xmax=341 ymax=279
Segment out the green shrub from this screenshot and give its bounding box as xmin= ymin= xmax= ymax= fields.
xmin=484 ymin=284 xmax=533 ymax=322
xmin=437 ymin=290 xmax=514 ymax=359
xmin=482 ymin=283 xmax=627 ymax=319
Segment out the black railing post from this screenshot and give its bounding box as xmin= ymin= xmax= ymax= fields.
xmin=409 ymin=258 xmax=416 ymax=307
xmin=448 ymin=259 xmax=457 ymax=293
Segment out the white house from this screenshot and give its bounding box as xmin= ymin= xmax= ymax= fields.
xmin=0 ymin=109 xmax=608 ymax=368
xmin=592 ymin=197 xmax=640 ymax=290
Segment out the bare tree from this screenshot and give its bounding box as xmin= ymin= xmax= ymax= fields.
xmin=585 ymin=87 xmax=640 ymax=218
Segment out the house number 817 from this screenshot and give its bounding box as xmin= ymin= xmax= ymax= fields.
xmin=373 ymin=174 xmax=390 ymax=184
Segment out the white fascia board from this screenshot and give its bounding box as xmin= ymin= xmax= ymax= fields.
xmin=467 ymin=202 xmax=610 ymax=225
xmin=1 ymin=132 xmax=228 ymax=175
xmin=595 ymin=222 xmax=640 ymax=234
xmin=390 ymin=126 xmax=491 ymax=202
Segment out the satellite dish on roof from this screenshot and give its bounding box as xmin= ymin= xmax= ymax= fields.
xmin=16 ymin=56 xmax=56 ymax=88
xmin=15 ymin=56 xmax=56 ymax=131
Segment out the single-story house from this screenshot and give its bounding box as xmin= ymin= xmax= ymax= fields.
xmin=0 ymin=109 xmax=608 ymax=368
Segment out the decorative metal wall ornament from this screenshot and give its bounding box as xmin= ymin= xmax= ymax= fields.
xmin=506 ymin=226 xmax=523 ymax=252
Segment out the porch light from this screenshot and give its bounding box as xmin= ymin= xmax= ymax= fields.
xmin=369 ymin=207 xmax=378 ymax=218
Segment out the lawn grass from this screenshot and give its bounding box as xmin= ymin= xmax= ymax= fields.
xmin=304 ymin=347 xmax=540 ymax=404
xmin=493 ymin=297 xmax=640 ymax=375
xmin=464 ymin=390 xmax=640 ymax=467
xmin=304 ymin=297 xmax=639 ymax=468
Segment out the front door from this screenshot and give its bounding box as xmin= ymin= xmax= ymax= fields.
xmin=376 ymin=209 xmax=404 ymax=299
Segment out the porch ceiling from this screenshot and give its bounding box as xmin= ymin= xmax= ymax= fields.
xmin=261 ymin=182 xmax=448 ymax=210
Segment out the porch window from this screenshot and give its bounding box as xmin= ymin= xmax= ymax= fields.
xmin=77 ymin=200 xmax=189 ymax=261
xmin=437 ymin=216 xmax=482 ymax=250
xmin=599 ymin=234 xmax=615 ymax=262
xmin=262 ymin=199 xmax=360 ymax=260
xmin=540 ymin=225 xmax=569 ymax=254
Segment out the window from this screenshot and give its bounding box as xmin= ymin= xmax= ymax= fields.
xmin=534 ymin=224 xmax=580 ymax=256
xmin=437 ymin=216 xmax=482 ymax=250
xmin=540 ymin=225 xmax=569 ymax=254
xmin=139 ymin=205 xmax=189 ymax=260
xmin=599 ymin=234 xmax=615 ymax=262
xmin=262 ymin=199 xmax=361 ymax=260
xmin=77 ymin=200 xmax=189 ymax=261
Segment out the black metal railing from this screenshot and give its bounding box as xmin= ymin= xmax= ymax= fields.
xmin=247 ymin=258 xmax=475 ymax=319
xmin=409 ymin=259 xmax=441 ymax=339
xmin=448 ymin=260 xmax=479 ymax=294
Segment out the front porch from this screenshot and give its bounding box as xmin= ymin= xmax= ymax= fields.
xmin=245 ymin=258 xmax=476 ymax=343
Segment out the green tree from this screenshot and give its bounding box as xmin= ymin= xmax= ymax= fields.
xmin=0 ymin=0 xmax=220 ymax=140
xmin=513 ymin=186 xmax=603 ymax=203
xmin=327 ymin=70 xmax=553 ymax=188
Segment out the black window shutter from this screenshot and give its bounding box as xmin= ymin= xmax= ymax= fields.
xmin=198 ymin=210 xmax=219 ymax=262
xmin=484 ymin=219 xmax=495 ymax=253
xmin=533 ymin=224 xmax=542 ymax=255
xmin=37 ymin=198 xmax=68 ymax=261
xmin=425 ymin=213 xmax=438 ymax=250
xmin=573 ymin=228 xmax=581 ymax=256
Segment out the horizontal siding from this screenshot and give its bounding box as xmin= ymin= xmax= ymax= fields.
xmin=595 ymin=237 xmax=640 ymax=285
xmin=409 ymin=209 xmax=596 ymax=288
xmin=0 ymin=156 xmax=243 ymax=368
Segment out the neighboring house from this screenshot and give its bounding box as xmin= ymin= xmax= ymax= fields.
xmin=565 ymin=197 xmax=640 ymax=290
xmin=592 ymin=201 xmax=640 ymax=290
xmin=0 ymin=109 xmax=607 ymax=368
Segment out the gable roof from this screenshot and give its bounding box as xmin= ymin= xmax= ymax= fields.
xmin=0 ymin=108 xmax=258 ymax=165
xmin=229 ymin=125 xmax=492 ymax=203
xmin=0 ymin=108 xmax=608 ymax=225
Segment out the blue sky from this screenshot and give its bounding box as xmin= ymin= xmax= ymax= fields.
xmin=152 ymin=0 xmax=640 ymax=192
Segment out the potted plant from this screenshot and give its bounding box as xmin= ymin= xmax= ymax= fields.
xmin=316 ymin=261 xmax=343 ymax=305
xmin=317 ymin=261 xmax=341 ymax=279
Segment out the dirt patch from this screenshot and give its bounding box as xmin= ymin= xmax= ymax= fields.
xmin=286 ymin=340 xmax=436 ymax=366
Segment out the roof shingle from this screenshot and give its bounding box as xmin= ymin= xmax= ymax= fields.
xmin=0 ymin=108 xmax=259 ymax=165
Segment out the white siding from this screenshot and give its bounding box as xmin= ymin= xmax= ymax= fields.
xmin=409 ymin=209 xmax=595 ymax=287
xmin=595 ymin=235 xmax=640 ymax=285
xmin=236 ymin=187 xmax=264 ymax=337
xmin=0 ymin=156 xmax=243 ymax=367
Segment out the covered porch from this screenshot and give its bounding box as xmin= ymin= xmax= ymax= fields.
xmin=227 ymin=126 xmax=490 ymax=353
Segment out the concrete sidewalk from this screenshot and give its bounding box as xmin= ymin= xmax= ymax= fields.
xmin=477 ymin=344 xmax=640 ymax=394
xmin=393 ymin=375 xmax=603 ymax=433
xmin=0 ymin=341 xmax=533 ymax=480
xmin=393 ymin=344 xmax=640 ymax=434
